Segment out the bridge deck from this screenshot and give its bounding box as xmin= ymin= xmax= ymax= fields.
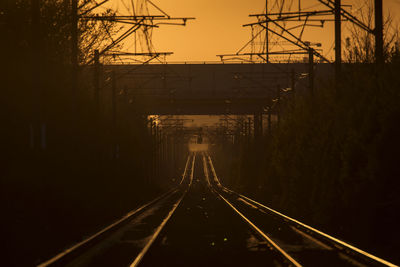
xmin=85 ymin=63 xmax=333 ymax=114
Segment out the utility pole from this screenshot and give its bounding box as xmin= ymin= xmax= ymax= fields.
xmin=266 ymin=0 xmax=269 ymax=62
xmin=375 ymin=0 xmax=383 ymax=65
xmin=149 ymin=118 xmax=154 ymax=184
xmin=291 ymin=69 xmax=295 ymax=104
xmin=71 ymin=0 xmax=78 ymax=111
xmin=335 ymin=0 xmax=341 ymax=95
xmin=254 ymin=113 xmax=263 ymax=140
xmin=157 ymin=126 xmax=161 ymax=180
xmin=267 ymin=107 xmax=272 ymax=135
xmin=94 ymin=50 xmax=100 ymax=114
xmin=298 ymin=0 xmax=301 ymax=20
xmin=31 ymin=0 xmax=47 ymax=151
xmin=248 ymin=117 xmax=252 ymax=141
xmin=309 ymin=48 xmax=314 ymax=98
xmin=111 ymin=71 xmax=117 ymax=159
xmin=252 ymin=116 xmax=257 ymax=140
xmin=30 ymin=0 xmax=40 ymax=151
xmin=152 ymin=121 xmax=157 ymax=182
xmin=158 ymin=129 xmax=161 ymax=180
xmin=244 ymin=121 xmax=248 ymax=145
xmin=276 ymin=85 xmax=281 ymax=128
xmin=156 ymin=123 xmax=159 ymax=180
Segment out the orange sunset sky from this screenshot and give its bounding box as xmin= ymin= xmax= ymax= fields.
xmin=101 ymin=0 xmax=400 ymax=62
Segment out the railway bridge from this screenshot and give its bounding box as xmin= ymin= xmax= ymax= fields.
xmin=91 ymin=62 xmax=332 ymax=115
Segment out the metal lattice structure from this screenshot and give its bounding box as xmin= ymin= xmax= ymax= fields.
xmin=217 ymin=0 xmax=338 ymax=63
xmin=81 ymin=0 xmax=194 ymax=64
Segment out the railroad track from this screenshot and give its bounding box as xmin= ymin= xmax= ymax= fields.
xmin=203 ymin=152 xmax=398 ymax=267
xmin=38 ymin=152 xmax=398 ymax=267
xmin=37 ymin=153 xmax=195 ymax=267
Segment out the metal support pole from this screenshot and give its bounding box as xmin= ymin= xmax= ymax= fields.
xmin=266 ymin=0 xmax=269 ymax=62
xmin=254 ymin=113 xmax=263 ymax=140
xmin=164 ymin=133 xmax=167 ymax=165
xmin=298 ymin=0 xmax=301 ymax=19
xmin=71 ymin=0 xmax=78 ymax=110
xmin=309 ymin=48 xmax=314 ymax=98
xmin=158 ymin=128 xmax=161 ymax=179
xmin=149 ymin=118 xmax=153 ymax=177
xmin=158 ymin=129 xmax=161 ymax=179
xmin=375 ymin=0 xmax=383 ymax=65
xmin=335 ymin=0 xmax=341 ymax=95
xmin=253 ymin=114 xmax=258 ymax=140
xmin=154 ymin=123 xmax=158 ymax=180
xmin=94 ymin=50 xmax=100 ymax=113
xmin=241 ymin=122 xmax=245 ymax=144
xmin=164 ymin=134 xmax=166 ymax=165
xmin=111 ymin=71 xmax=117 ymax=159
xmin=30 ymin=0 xmax=40 ymax=151
xmin=248 ymin=117 xmax=251 ymax=140
xmin=276 ymin=85 xmax=281 ymax=128
xmin=112 ymin=71 xmax=117 ymax=129
xmin=267 ymin=107 xmax=272 ymax=135
xmin=172 ymin=136 xmax=176 ymax=179
xmin=148 ymin=118 xmax=153 ymax=183
xmin=244 ymin=121 xmax=248 ymax=145
xmin=291 ymin=69 xmax=295 ymax=103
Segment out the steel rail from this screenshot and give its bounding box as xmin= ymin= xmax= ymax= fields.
xmin=37 ymin=189 xmax=178 ymax=267
xmin=130 ymin=153 xmax=196 ymax=267
xmin=202 ymin=152 xmax=212 ymax=188
xmin=37 ymin=154 xmax=194 ymax=267
xmin=180 ymin=153 xmax=192 ymax=185
xmin=202 ymin=154 xmax=302 ymax=267
xmin=206 ymin=153 xmax=399 ymax=267
xmin=129 ymin=194 xmax=185 ymax=267
xmin=217 ymin=193 xmax=302 ymax=267
xmin=230 ymin=193 xmax=399 ymax=267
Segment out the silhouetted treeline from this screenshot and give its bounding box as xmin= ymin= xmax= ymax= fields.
xmin=212 ymin=53 xmax=400 ymax=264
xmin=0 ymin=1 xmax=185 ymax=266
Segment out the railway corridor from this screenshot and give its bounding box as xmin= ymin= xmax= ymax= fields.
xmin=39 ymin=152 xmax=398 ymax=267
xmin=139 ymin=153 xmax=275 ymax=267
